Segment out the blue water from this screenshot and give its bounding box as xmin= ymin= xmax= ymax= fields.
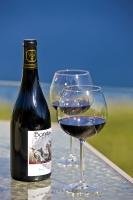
xmin=0 ymin=82 xmax=133 ymax=105
xmin=0 ymin=0 xmax=133 ymax=87
xmin=103 ymin=86 xmax=133 ymax=103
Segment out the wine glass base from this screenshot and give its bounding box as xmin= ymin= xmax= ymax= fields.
xmin=65 ymin=181 xmax=100 ymax=196
xmin=58 ymin=154 xmax=78 ymax=167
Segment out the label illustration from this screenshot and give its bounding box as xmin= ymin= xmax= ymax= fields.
xmin=28 ymin=128 xmax=51 ymax=176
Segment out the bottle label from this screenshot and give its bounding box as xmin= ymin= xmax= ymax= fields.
xmin=28 ymin=128 xmax=51 ymax=176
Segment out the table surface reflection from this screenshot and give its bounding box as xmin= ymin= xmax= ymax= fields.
xmin=0 ymin=121 xmax=133 ymax=200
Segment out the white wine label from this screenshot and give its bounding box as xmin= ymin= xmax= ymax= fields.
xmin=28 ymin=128 xmax=51 ymax=176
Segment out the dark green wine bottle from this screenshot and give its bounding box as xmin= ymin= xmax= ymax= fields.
xmin=10 ymin=39 xmax=51 ymax=182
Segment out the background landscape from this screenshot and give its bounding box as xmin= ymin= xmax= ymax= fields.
xmin=0 ymin=0 xmax=133 ymax=177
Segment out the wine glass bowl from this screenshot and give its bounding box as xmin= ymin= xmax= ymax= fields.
xmin=50 ymin=70 xmax=93 ymax=109
xmin=57 ymin=85 xmax=107 ymax=194
xmin=58 ymin=85 xmax=106 ymax=139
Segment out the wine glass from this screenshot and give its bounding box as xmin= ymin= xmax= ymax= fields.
xmin=50 ymin=69 xmax=93 ymax=167
xmin=57 ymin=85 xmax=107 ymax=194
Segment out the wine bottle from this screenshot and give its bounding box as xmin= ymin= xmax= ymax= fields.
xmin=10 ymin=39 xmax=51 ymax=182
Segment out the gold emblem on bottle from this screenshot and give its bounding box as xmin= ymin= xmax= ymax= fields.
xmin=26 ymin=50 xmax=36 ymax=63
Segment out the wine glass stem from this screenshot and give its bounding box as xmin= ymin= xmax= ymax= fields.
xmin=80 ymin=139 xmax=84 ymax=183
xmin=70 ymin=136 xmax=73 ymax=155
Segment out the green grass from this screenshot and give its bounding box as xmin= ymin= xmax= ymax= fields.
xmin=0 ymin=103 xmax=12 ymax=120
xmin=87 ymin=102 xmax=133 ymax=177
xmin=1 ymin=102 xmax=133 ymax=177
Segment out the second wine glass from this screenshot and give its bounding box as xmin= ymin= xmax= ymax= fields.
xmin=58 ymin=85 xmax=107 ymax=194
xmin=50 ymin=69 xmax=93 ymax=167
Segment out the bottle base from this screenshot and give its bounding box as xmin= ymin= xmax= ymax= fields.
xmin=11 ymin=173 xmax=51 ymax=182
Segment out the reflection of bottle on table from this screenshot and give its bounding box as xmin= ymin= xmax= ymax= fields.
xmin=10 ymin=179 xmax=51 ymax=200
xmin=28 ymin=184 xmax=51 ymax=200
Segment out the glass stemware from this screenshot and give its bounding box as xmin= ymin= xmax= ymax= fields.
xmin=50 ymin=69 xmax=93 ymax=167
xmin=58 ymin=85 xmax=107 ymax=194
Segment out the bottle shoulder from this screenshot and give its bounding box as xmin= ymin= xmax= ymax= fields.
xmin=11 ymin=83 xmax=51 ymax=130
xmin=15 ymin=82 xmax=48 ymax=107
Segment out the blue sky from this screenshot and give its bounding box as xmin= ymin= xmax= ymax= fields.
xmin=0 ymin=0 xmax=133 ymax=87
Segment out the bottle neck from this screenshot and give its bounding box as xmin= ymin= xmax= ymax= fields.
xmin=21 ymin=68 xmax=39 ymax=88
xmin=23 ymin=41 xmax=37 ymax=69
xmin=21 ymin=43 xmax=39 ymax=89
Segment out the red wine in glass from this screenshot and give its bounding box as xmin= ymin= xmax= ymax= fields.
xmin=59 ymin=116 xmax=106 ymax=140
xmin=53 ymin=100 xmax=90 ymax=115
